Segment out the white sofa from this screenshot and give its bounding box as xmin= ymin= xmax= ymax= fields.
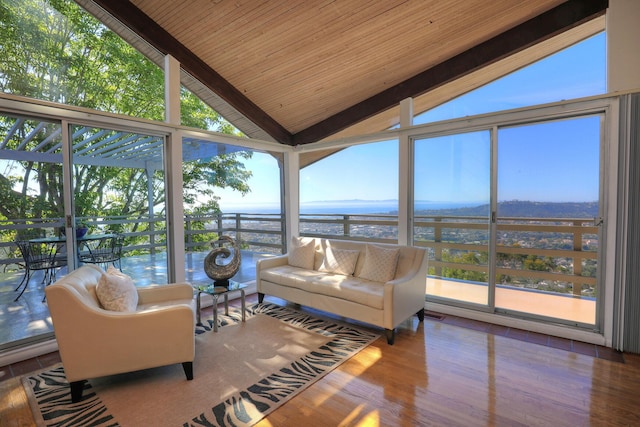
xmin=45 ymin=264 xmax=196 ymax=402
xmin=256 ymin=237 xmax=428 ymax=344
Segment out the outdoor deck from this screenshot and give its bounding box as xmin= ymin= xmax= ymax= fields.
xmin=427 ymin=277 xmax=595 ymax=324
xmin=0 ymin=250 xmax=271 ymax=348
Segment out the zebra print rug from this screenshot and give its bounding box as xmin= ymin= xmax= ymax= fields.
xmin=23 ymin=302 xmax=379 ymax=426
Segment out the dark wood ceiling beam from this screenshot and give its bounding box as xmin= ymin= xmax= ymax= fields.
xmin=292 ymin=0 xmax=608 ymax=145
xmin=91 ymin=0 xmax=293 ymax=145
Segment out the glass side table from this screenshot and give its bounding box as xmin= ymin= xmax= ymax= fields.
xmin=193 ymin=280 xmax=247 ymax=332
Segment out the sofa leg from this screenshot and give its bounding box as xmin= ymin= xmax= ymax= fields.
xmin=70 ymin=380 xmax=85 ymax=403
xmin=258 ymin=292 xmax=265 ymax=303
xmin=385 ymin=329 xmax=395 ymax=345
xmin=416 ymin=308 xmax=425 ymax=322
xmin=182 ymin=362 xmax=194 ymax=380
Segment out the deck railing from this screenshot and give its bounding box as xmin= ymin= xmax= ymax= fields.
xmin=0 ymin=212 xmax=598 ymax=297
xmin=413 ymin=215 xmax=598 ymax=297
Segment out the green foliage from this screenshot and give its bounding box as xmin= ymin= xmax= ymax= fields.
xmin=0 ymin=0 xmax=255 ymax=246
xmin=441 ymin=250 xmax=488 ymax=282
xmin=523 ymin=255 xmax=555 ymax=272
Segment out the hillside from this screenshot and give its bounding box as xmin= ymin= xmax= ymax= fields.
xmin=416 ymin=200 xmax=599 ymax=218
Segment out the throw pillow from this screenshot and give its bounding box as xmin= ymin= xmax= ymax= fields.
xmin=318 ymin=247 xmax=360 ymax=276
xmin=358 ymin=244 xmax=400 ymax=282
xmin=288 ymin=237 xmax=315 ymax=269
xmin=96 ymin=266 xmax=138 ymax=312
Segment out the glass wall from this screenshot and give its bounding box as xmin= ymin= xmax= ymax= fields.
xmin=70 ymin=124 xmax=168 ymax=286
xmin=413 ymin=112 xmax=603 ymax=328
xmin=0 ymin=0 xmax=165 ymax=121
xmin=414 ymin=32 xmax=606 ymax=125
xmin=0 ymin=110 xmax=170 ymax=350
xmin=495 ymin=116 xmax=601 ymax=325
xmin=181 ymin=137 xmax=284 ymax=286
xmin=414 ymin=131 xmax=491 ymax=307
xmin=299 ymin=140 xmax=399 ymax=242
xmin=0 ymin=114 xmax=63 ymax=347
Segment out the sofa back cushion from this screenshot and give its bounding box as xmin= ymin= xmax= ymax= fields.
xmin=318 ymin=246 xmax=360 ymax=275
xmin=312 ymin=238 xmax=424 ymax=281
xmin=288 ymin=236 xmax=316 ymax=269
xmin=357 ymin=244 xmax=400 ymax=282
xmin=395 ymin=246 xmax=422 ymax=278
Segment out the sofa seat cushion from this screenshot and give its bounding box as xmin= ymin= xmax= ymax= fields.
xmin=260 ymin=265 xmax=327 ymax=289
xmin=260 ymin=265 xmax=384 ymax=309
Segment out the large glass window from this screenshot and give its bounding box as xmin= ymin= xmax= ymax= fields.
xmin=299 ymin=140 xmax=399 ymax=242
xmin=413 ymin=112 xmax=603 ymax=328
xmin=0 ymin=114 xmax=63 ymax=347
xmin=414 ymin=32 xmax=606 ymax=125
xmin=495 ymin=116 xmax=601 ymax=325
xmin=0 ymin=112 xmax=171 ymax=350
xmin=181 ymin=138 xmax=283 ymax=285
xmin=413 ymin=132 xmax=491 ymax=306
xmin=0 ymin=0 xmax=165 ymax=121
xmin=71 ymin=124 xmax=168 ymax=287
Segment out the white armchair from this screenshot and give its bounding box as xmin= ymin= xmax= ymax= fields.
xmin=45 ymin=264 xmax=196 ymax=402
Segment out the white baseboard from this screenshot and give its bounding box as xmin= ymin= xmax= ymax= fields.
xmin=0 ymin=339 xmax=59 ymax=368
xmin=426 ymin=302 xmax=606 ymax=346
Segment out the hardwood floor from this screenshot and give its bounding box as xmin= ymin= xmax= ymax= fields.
xmin=2 ymin=294 xmax=640 ymax=426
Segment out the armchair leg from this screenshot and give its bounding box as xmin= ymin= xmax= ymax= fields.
xmin=182 ymin=362 xmax=193 ymax=380
xmin=385 ymin=329 xmax=395 ymax=345
xmin=258 ymin=292 xmax=265 ymax=303
xmin=70 ymin=380 xmax=85 ymax=403
xmin=416 ymin=308 xmax=425 ymax=322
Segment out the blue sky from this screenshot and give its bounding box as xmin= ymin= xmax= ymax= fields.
xmin=218 ymin=32 xmax=606 ymax=210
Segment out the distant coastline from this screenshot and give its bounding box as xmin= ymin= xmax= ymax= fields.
xmin=221 ymin=200 xmax=599 ymax=217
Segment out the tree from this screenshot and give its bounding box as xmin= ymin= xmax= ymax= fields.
xmin=0 ymin=0 xmax=252 ymax=228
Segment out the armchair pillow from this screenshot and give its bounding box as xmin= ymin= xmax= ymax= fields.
xmin=96 ymin=266 xmax=138 ymax=312
xmin=358 ymin=244 xmax=400 ymax=282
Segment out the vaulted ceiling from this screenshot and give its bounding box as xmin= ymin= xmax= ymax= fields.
xmin=81 ymin=0 xmax=607 ymax=146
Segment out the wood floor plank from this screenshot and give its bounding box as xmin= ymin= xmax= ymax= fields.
xmin=3 ymin=298 xmax=640 ymax=426
xmin=0 ymin=377 xmax=33 ymax=427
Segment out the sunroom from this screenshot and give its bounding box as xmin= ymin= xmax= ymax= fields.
xmin=2 ymin=0 xmax=640 ymax=369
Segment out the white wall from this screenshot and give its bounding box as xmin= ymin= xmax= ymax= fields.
xmin=607 ymin=0 xmax=640 ymax=93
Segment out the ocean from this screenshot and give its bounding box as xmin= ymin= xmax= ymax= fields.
xmin=221 ymin=200 xmax=482 ymax=215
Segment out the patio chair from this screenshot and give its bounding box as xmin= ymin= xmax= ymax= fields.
xmin=14 ymin=240 xmax=67 ymax=301
xmin=78 ymin=234 xmax=124 ymax=270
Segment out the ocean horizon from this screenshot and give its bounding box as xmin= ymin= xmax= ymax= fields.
xmin=220 ymin=200 xmax=483 ymax=215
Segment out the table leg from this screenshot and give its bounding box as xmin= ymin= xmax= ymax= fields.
xmin=196 ymin=291 xmax=202 ymax=325
xmin=224 ymin=293 xmax=229 ymax=316
xmin=241 ymin=289 xmax=246 ymax=322
xmin=212 ymin=294 xmax=220 ymax=332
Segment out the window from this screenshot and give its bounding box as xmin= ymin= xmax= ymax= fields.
xmin=414 ymin=32 xmax=606 ymax=124
xmin=299 ymin=140 xmax=399 ymax=241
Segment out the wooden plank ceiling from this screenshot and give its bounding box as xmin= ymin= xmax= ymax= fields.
xmin=88 ymin=0 xmax=607 ymax=146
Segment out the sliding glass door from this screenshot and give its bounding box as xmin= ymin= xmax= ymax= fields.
xmin=0 ymin=113 xmax=170 ymax=351
xmin=0 ymin=113 xmax=64 ymax=347
xmin=495 ymin=116 xmax=601 ymax=326
xmin=70 ymin=124 xmax=169 ymax=286
xmin=414 ymin=131 xmax=491 ymax=307
xmin=414 ymin=113 xmax=603 ymax=328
